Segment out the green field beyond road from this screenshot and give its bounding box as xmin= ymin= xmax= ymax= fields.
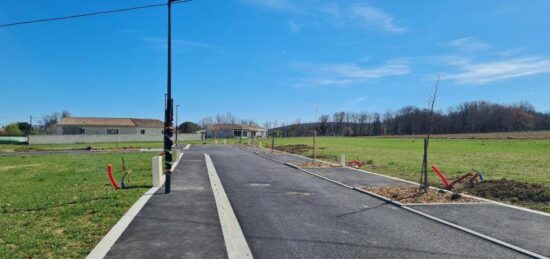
xmin=0 ymin=142 xmax=163 ymax=152
xmin=257 ymin=137 xmax=550 ymax=186
xmin=0 ymin=152 xmax=153 ymax=258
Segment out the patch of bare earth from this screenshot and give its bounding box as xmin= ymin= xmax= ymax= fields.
xmin=458 ymin=179 xmax=550 ymax=204
xmin=295 ymin=162 xmax=334 ymax=168
xmin=363 ymin=186 xmax=481 ymax=204
xmin=274 ymin=144 xmax=311 ymax=153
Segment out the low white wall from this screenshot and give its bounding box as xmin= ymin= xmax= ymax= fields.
xmin=28 ymin=134 xmax=201 ymax=145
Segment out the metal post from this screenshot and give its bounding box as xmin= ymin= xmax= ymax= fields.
xmin=271 ymin=133 xmax=275 ymax=152
xmin=175 ymin=104 xmax=179 ymax=146
xmin=164 ymin=0 xmax=174 ymax=194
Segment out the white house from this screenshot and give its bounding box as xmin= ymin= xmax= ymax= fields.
xmin=56 ymin=117 xmax=164 ymax=135
xmin=205 ymin=124 xmax=267 ymax=138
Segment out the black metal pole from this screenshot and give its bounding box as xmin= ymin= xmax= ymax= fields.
xmin=164 ymin=0 xmax=174 ymax=194
xmin=176 ymin=105 xmax=179 ymax=146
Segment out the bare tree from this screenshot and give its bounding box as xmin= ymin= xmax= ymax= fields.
xmin=199 ymin=117 xmax=214 ymax=129
xmin=332 ymin=112 xmax=345 ymax=136
xmin=319 ymin=115 xmax=330 ymax=135
xmin=420 ymin=74 xmax=440 ymax=191
xmin=358 ymin=112 xmax=368 ymax=136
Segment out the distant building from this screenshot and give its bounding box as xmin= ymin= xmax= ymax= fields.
xmin=56 ymin=117 xmax=163 ymax=135
xmin=205 ymin=124 xmax=267 ymax=138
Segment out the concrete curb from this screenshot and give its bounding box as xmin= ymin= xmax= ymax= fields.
xmin=86 ymin=152 xmax=184 ymax=259
xmin=248 ymin=149 xmax=548 ymax=259
xmin=205 ymin=154 xmax=253 ymax=259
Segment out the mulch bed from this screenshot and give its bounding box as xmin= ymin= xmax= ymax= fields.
xmin=363 ymin=186 xmax=481 ymax=204
xmin=274 ymin=144 xmax=311 ymax=153
xmin=295 ymin=162 xmax=334 ymax=168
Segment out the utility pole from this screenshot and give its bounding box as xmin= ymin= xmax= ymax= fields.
xmin=176 ymin=104 xmax=180 ymax=146
xmin=164 ymin=0 xmax=175 ymax=194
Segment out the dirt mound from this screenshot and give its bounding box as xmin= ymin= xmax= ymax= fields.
xmin=295 ymin=162 xmax=333 ymax=168
xmin=274 ymin=144 xmax=311 ymax=153
xmin=461 ymin=179 xmax=550 ymax=203
xmin=364 ymin=186 xmax=479 ymax=204
xmin=363 ymin=186 xmax=479 ymax=204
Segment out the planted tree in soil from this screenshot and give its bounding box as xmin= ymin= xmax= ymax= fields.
xmin=419 ymin=75 xmax=440 ymax=192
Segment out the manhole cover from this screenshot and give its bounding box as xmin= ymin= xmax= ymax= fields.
xmin=287 ymin=191 xmax=311 ymax=196
xmin=249 ymin=183 xmax=271 ymax=187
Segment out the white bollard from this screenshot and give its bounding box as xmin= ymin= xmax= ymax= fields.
xmin=340 ymin=154 xmax=346 ymax=167
xmin=152 ymin=156 xmax=165 ymax=187
xmin=215 ymin=139 xmax=218 ymax=144
xmin=259 ymin=142 xmax=262 ymax=148
xmin=223 ymin=139 xmax=227 ymax=144
xmin=247 ymin=138 xmax=251 ymax=145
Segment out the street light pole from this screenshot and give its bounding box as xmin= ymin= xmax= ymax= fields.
xmin=176 ymin=104 xmax=180 ymax=146
xmin=164 ymin=0 xmax=175 ymax=194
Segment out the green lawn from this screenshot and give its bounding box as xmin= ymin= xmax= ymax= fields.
xmin=0 ymin=142 xmax=164 ymax=152
xmin=0 ymin=152 xmax=154 ymax=258
xmin=255 ymin=137 xmax=550 ymax=187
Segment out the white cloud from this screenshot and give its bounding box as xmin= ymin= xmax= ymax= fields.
xmin=241 ymin=0 xmax=300 ymax=12
xmin=288 ymin=20 xmax=299 ymax=32
xmin=351 ymin=5 xmax=406 ymax=33
xmin=349 ymin=96 xmax=368 ymax=104
xmin=242 ymin=1 xmax=405 ymax=33
xmin=442 ymin=57 xmax=550 ymax=85
xmin=319 ymin=3 xmax=342 ymax=18
xmin=144 ymin=37 xmax=212 ymax=49
xmin=294 ymin=61 xmax=410 ymax=87
xmin=448 ymin=37 xmax=489 ymax=53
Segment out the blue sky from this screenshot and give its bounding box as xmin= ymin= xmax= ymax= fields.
xmin=1 ymin=0 xmax=549 ymax=126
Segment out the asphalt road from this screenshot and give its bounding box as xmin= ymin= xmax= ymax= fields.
xmin=192 ymin=145 xmax=526 ymax=258
xmin=106 ymin=152 xmax=227 ymax=259
xmin=411 ymin=203 xmax=550 ymax=256
xmin=251 ymin=146 xmax=550 ymax=257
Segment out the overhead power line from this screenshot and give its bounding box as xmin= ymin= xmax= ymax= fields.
xmin=0 ymin=0 xmax=190 ymax=28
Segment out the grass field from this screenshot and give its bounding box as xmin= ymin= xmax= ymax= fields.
xmin=0 ymin=152 xmax=154 ymax=258
xmin=0 ymin=142 xmax=163 ymax=152
xmin=256 ymin=137 xmax=550 ymax=185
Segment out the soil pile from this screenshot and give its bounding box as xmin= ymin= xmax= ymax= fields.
xmin=364 ymin=186 xmax=480 ymax=204
xmin=274 ymin=144 xmax=311 ymax=153
xmin=461 ymin=179 xmax=550 ymax=203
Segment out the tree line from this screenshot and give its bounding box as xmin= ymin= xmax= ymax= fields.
xmin=0 ymin=111 xmax=70 ymax=136
xmin=270 ymin=101 xmax=550 ymax=137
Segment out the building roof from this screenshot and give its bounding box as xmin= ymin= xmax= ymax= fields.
xmin=130 ymin=119 xmax=164 ymax=128
xmin=59 ymin=117 xmax=163 ymax=128
xmin=206 ymin=124 xmax=266 ymax=131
